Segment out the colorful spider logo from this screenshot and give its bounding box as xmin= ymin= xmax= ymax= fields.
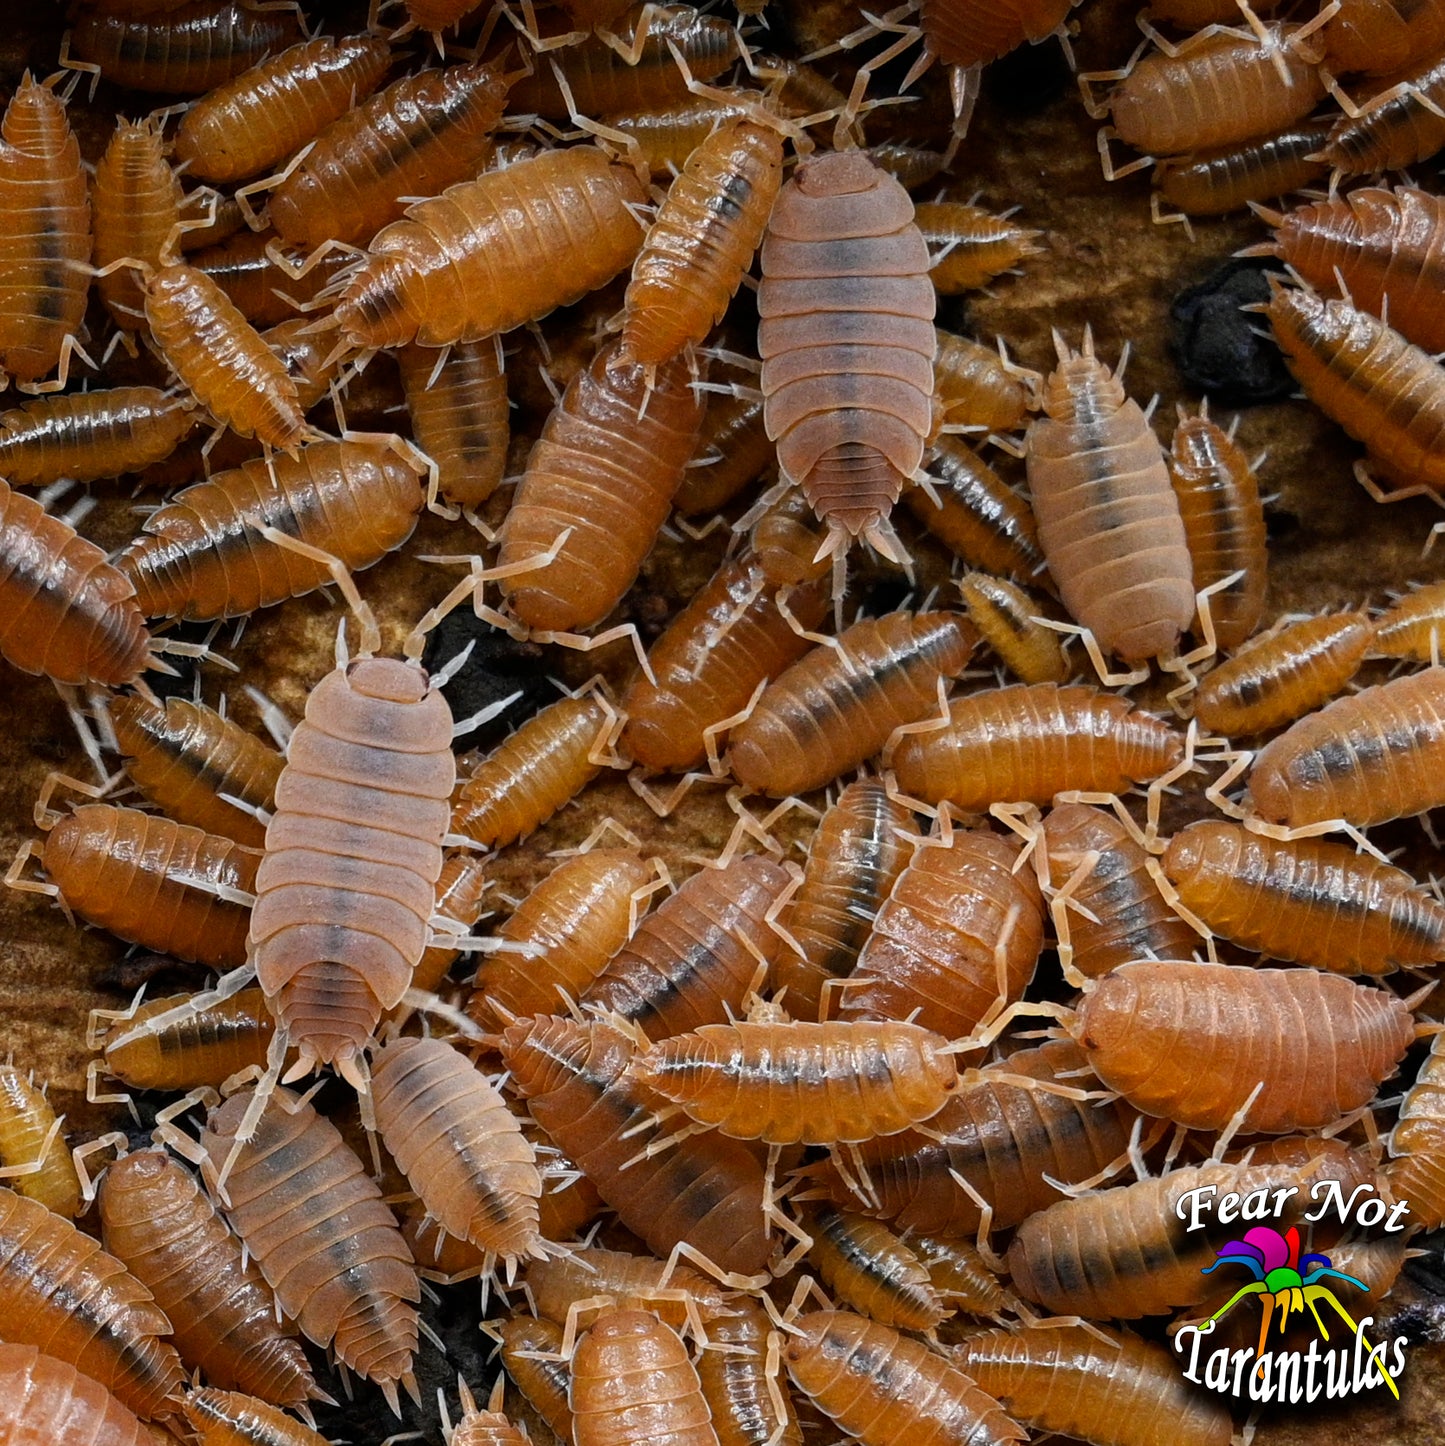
xmin=1198 ymin=1224 xmax=1397 ymax=1397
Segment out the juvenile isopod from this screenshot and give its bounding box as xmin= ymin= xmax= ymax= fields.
xmin=1374 ymin=578 xmax=1445 ymax=661
xmin=958 ymin=572 xmax=1069 ymax=684
xmin=581 ymin=853 xmax=794 ymax=1041
xmin=265 ymin=63 xmax=510 ymax=251
xmin=183 ymin=1386 xmax=331 ymax=1446
xmin=955 ymin=1323 xmax=1233 ymax=1446
xmin=1162 ymin=819 xmax=1445 ymax=974
xmin=0 ymin=74 xmax=91 ymax=387
xmin=1075 ymin=959 xmax=1415 ymax=1133
xmin=1151 ymin=117 xmax=1333 ymax=218
xmin=841 ymin=824 xmax=1044 ymax=1040
xmin=783 ymin=1311 xmax=1024 ymax=1446
xmin=1192 ymin=610 xmax=1375 ymax=736
xmin=886 ymin=682 xmax=1184 ymax=812
xmin=758 ymin=148 xmax=935 ymax=563
xmin=913 ymin=199 xmax=1045 ymax=293
xmin=397 ymin=340 xmax=510 ymax=512
xmin=773 ymin=779 xmax=914 ymax=1021
xmin=0 ymin=1064 xmax=80 ymax=1216
xmin=498 ymin=1315 xmax=575 ymax=1442
xmin=451 ymin=691 xmax=618 ymax=849
xmin=175 ymin=35 xmax=393 ymax=184
xmin=97 ymin=1148 xmax=318 ymax=1409
xmin=496 ymin=339 xmax=705 ymax=633
xmin=0 ymin=387 xmax=198 ymax=488
xmin=626 ymin=1015 xmax=961 ymax=1145
xmin=1025 ymin=330 xmax=1194 ymax=665
xmin=195 ymin=1084 xmax=421 ymax=1410
xmin=370 ymin=1035 xmax=545 ymax=1270
xmin=933 ymin=329 xmax=1034 ymax=433
xmin=115 ymin=438 xmax=426 ymax=621
xmin=1040 ymin=801 xmax=1199 ymax=979
xmin=111 ymin=694 xmax=282 ymax=848
xmin=499 ymin=1014 xmax=774 ymax=1277
xmin=1168 ymin=404 xmax=1267 ymax=652
xmin=69 ymin=0 xmax=300 ymax=94
xmin=727 ymin=611 xmax=978 ymax=797
xmin=1247 ymin=665 xmax=1445 ymax=827
xmin=1264 ymin=279 xmax=1445 ymax=492
xmin=697 ymin=1298 xmax=803 ymax=1446
xmin=0 ymin=1187 xmax=187 ymax=1420
xmin=335 ymin=145 xmax=647 ymax=348
xmin=805 ymin=1206 xmax=949 ymax=1331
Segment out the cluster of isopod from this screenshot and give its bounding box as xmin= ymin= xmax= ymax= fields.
xmin=0 ymin=0 xmax=1443 ymax=1443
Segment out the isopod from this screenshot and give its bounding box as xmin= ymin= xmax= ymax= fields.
xmin=0 ymin=1064 xmax=80 ymax=1216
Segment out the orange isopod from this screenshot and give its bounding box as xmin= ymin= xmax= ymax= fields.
xmin=92 ymin=117 xmax=183 ymax=328
xmin=0 ymin=1343 xmax=157 ymax=1446
xmin=622 ymin=115 xmax=784 ymax=370
xmin=602 ymin=91 xmax=765 ymax=181
xmin=496 ymin=339 xmax=705 ymax=632
xmin=864 ymin=141 xmax=948 ymax=188
xmin=783 ymin=1311 xmax=1024 ymax=1446
xmin=95 ymin=987 xmax=276 ymax=1091
xmin=466 ymin=848 xmax=655 ymax=1026
xmin=1004 ymin=1155 xmax=1359 ymax=1318
xmin=1076 ymin=959 xmax=1415 ymax=1133
xmin=499 ymin=1014 xmax=773 ymax=1277
xmin=70 ymin=0 xmax=300 ymax=94
xmin=806 ymin=1206 xmax=949 ymax=1331
xmin=182 ymin=1386 xmax=330 ymax=1446
xmin=914 ymin=1235 xmax=1008 ymax=1318
xmin=914 ymin=200 xmax=1045 ymax=294
xmin=111 ymin=694 xmax=282 ymax=848
xmin=1385 ymin=1031 xmax=1445 ymax=1228
xmin=1374 ymin=578 xmax=1445 ymax=661
xmin=955 ymin=1323 xmax=1233 ymax=1446
xmin=116 ymin=438 xmax=426 ymax=621
xmin=1322 ymin=0 xmax=1445 ymax=76
xmin=451 ymin=692 xmax=616 ymax=849
xmin=841 ymin=825 xmax=1044 ymax=1040
xmin=1265 ymin=280 xmax=1445 ymax=491
xmin=886 ymin=681 xmax=1184 ymax=811
xmin=1102 ymin=22 xmax=1326 ymax=157
xmin=188 ymin=228 xmax=349 ymax=328
xmin=582 ymin=853 xmax=794 ymax=1040
xmin=620 ymin=532 xmax=831 ymax=774
xmin=571 ymin=1310 xmax=719 ymax=1446
xmin=498 ymin=1315 xmax=574 ymax=1442
xmin=1152 ymin=116 xmax=1333 ymax=218
xmin=958 ymin=572 xmax=1069 ymax=684
xmin=727 ymin=611 xmax=978 ymax=797
xmin=0 ymin=74 xmax=90 ymax=386
xmin=1258 ymin=185 xmax=1445 ymax=356
xmin=1247 ymin=665 xmax=1445 ymax=826
xmin=758 ymin=148 xmax=935 ymax=562
xmin=523 ymin=1243 xmax=733 ymax=1334
xmin=1168 ymin=404 xmax=1267 ymax=652
xmin=397 ymin=339 xmax=509 ymax=512
xmin=265 ymin=63 xmax=509 ymax=251
xmin=1193 ymin=610 xmax=1375 ymax=736
xmin=27 ymin=803 xmax=258 ymax=969
xmin=196 ymin=1084 xmax=421 ymax=1411
xmin=1318 ymin=51 xmax=1445 ymax=173
xmin=1040 ymin=801 xmax=1198 ymax=979
xmin=409 ymin=852 xmax=486 ymax=999
xmin=698 ymin=1298 xmax=803 ymax=1446
xmin=933 ymin=329 xmax=1033 ymax=433
xmin=807 ymin=1037 xmax=1142 ymax=1235
xmin=335 ymin=145 xmax=647 ymax=348
xmin=0 ymin=1188 xmax=186 ymax=1420
xmin=774 ymin=778 xmax=914 ymax=1021
xmin=0 ymin=1064 xmax=80 ymax=1216
xmin=260 ymin=317 xmax=345 ymax=413
xmin=98 ymin=1149 xmax=317 ymax=1409
xmin=1162 ymin=818 xmax=1445 ymax=973
xmin=0 ymin=387 xmax=197 ymax=487
xmin=1025 ymin=331 xmax=1193 ymax=664
xmin=906 ymin=436 xmax=1048 ymax=584
xmin=674 ymin=371 xmax=774 ymax=515
xmin=175 ymin=35 xmax=393 ymax=184
xmin=370 ymin=1035 xmax=545 ymax=1269
xmin=626 ymin=1016 xmax=960 ymax=1145
xmin=140 ymin=260 xmax=307 ymax=451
